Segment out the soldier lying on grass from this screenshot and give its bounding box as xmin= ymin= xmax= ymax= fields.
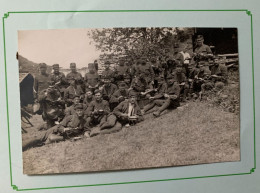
xmin=22 ymin=104 xmax=87 ymax=151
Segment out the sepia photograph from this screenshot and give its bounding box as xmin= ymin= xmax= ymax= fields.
xmin=18 ymin=27 xmax=240 ymax=175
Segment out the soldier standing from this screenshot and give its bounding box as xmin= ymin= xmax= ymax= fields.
xmin=101 ymin=61 xmax=115 ymax=82
xmin=50 ymin=64 xmax=67 ymax=96
xmin=84 ymin=63 xmax=100 ymax=92
xmin=193 ymin=35 xmax=213 ymax=66
xmin=33 ymin=63 xmax=52 ymax=101
xmin=66 ymin=63 xmax=83 ymax=85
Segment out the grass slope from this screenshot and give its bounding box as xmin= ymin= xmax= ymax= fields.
xmin=22 ymin=101 xmax=240 ymax=175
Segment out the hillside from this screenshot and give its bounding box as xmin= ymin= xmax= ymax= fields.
xmin=22 ymin=101 xmax=240 ymax=174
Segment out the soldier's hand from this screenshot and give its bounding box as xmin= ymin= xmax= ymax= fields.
xmin=121 ymin=113 xmax=129 ymax=118
xmin=63 ymin=127 xmax=71 ymax=132
xmin=149 ymin=96 xmax=155 ymax=100
xmin=164 ymin=94 xmax=169 ymax=98
xmin=170 ymin=95 xmax=178 ymax=100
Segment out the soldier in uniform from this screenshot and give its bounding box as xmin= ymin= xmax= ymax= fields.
xmin=99 ymin=91 xmax=144 ymax=134
xmin=85 ymin=89 xmax=110 ymax=131
xmin=22 ymin=104 xmax=86 ymax=151
xmin=37 ymin=84 xmax=65 ymax=129
xmin=64 ymin=78 xmax=84 ymax=107
xmin=142 ymin=76 xmax=168 ymax=114
xmin=100 ymin=76 xmax=118 ymax=109
xmin=50 ymin=64 xmax=67 ymax=96
xmin=151 ymin=74 xmax=181 ymax=117
xmin=83 ymin=89 xmax=94 ymax=109
xmin=101 ymin=61 xmax=115 ymax=82
xmin=66 ymin=63 xmax=83 ymax=85
xmin=114 ymin=59 xmax=131 ymax=83
xmin=150 ymin=57 xmax=164 ymax=88
xmin=193 ymin=35 xmax=213 ymax=66
xmin=64 ymin=95 xmax=80 ymax=117
xmin=110 ymin=81 xmax=129 ymax=109
xmin=84 ymin=63 xmax=100 ymax=92
xmin=210 ymin=57 xmax=228 ymax=84
xmin=191 ymin=61 xmax=212 ymax=98
xmin=136 ymin=58 xmax=155 ymax=88
xmin=171 ymin=63 xmax=189 ymax=101
xmin=33 ymin=63 xmax=52 ymax=101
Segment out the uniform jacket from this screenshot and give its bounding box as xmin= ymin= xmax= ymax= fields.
xmin=64 ymin=85 xmax=84 ymax=102
xmin=110 ymin=89 xmax=129 ymax=103
xmin=66 ymin=71 xmax=83 ymax=82
xmin=101 ymin=83 xmax=118 ymax=100
xmin=33 ymin=73 xmax=51 ymax=99
xmin=167 ymin=83 xmax=181 ymax=98
xmin=86 ymin=99 xmax=110 ymax=117
xmin=194 ymin=44 xmax=212 ymax=55
xmin=101 ymin=69 xmax=115 ymax=78
xmin=113 ymin=100 xmax=144 ymax=122
xmin=84 ymin=72 xmax=99 ymax=87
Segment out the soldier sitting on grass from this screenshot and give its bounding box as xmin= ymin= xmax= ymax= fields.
xmin=84 ymin=89 xmax=110 ymax=137
xmin=96 ymin=91 xmax=144 ymax=135
xmin=37 ymin=84 xmax=65 ymax=130
xmin=143 ymin=74 xmax=180 ymax=117
xmin=64 ymin=95 xmax=80 ymax=118
xmin=64 ymin=77 xmax=84 ymax=107
xmin=22 ymin=104 xmax=87 ymax=151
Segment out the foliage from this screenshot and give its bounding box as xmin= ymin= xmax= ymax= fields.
xmin=88 ymin=27 xmax=192 ymax=62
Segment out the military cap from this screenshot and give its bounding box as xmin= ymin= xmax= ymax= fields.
xmin=39 ymin=63 xmax=47 ymax=68
xmin=196 ymin=35 xmax=204 ymax=41
xmin=104 ymin=61 xmax=111 ymax=65
xmin=74 ymin=103 xmax=84 ymax=110
xmin=70 ymin=63 xmax=76 ymax=67
xmin=88 ymin=63 xmax=95 ymax=69
xmin=94 ymin=89 xmax=101 ymax=94
xmin=123 ymin=74 xmax=131 ymax=79
xmin=118 ymin=81 xmax=127 ymax=88
xmin=53 ymin=64 xmax=59 ymax=68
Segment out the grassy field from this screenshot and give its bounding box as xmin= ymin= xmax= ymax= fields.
xmin=22 ymin=101 xmax=240 ymax=175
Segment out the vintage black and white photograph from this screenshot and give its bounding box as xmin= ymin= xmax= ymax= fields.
xmin=18 ymin=27 xmax=240 ymax=174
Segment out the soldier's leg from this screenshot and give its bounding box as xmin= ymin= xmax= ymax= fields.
xmin=46 ymin=119 xmax=55 ymax=129
xmin=100 ymin=114 xmax=117 ymax=130
xmin=101 ymin=121 xmax=123 ymax=134
xmin=99 ymin=115 xmax=107 ymax=127
xmin=22 ymin=125 xmax=60 ymax=151
xmin=153 ymin=98 xmax=172 ymax=117
xmin=143 ymin=101 xmax=156 ymax=113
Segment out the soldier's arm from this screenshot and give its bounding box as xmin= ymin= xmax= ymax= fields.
xmin=206 ymin=45 xmax=213 ymax=55
xmin=33 ymin=76 xmax=38 ymax=100
xmin=113 ymin=102 xmax=124 ymax=117
xmin=86 ymin=102 xmax=94 ymax=117
xmin=135 ymin=105 xmax=144 ymax=122
xmin=103 ymin=101 xmax=111 ymax=114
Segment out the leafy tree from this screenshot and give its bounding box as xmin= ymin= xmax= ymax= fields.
xmin=88 ymin=27 xmax=192 ymax=64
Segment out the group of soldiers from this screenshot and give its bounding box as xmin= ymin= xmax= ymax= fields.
xmin=23 ymin=35 xmax=228 ymax=150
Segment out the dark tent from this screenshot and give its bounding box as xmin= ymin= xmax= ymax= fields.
xmin=19 ymin=73 xmax=34 ymax=106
